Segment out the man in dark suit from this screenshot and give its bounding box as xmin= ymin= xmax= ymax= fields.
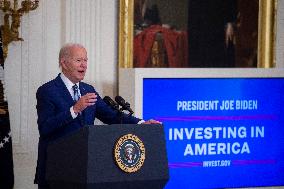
xmin=34 ymin=43 xmax=160 ymax=189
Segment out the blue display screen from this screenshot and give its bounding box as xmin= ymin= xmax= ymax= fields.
xmin=143 ymin=78 xmax=284 ymax=189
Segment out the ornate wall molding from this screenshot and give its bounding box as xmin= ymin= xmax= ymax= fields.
xmin=64 ymin=0 xmax=102 ymax=90
xmin=63 ymin=0 xmax=117 ymax=96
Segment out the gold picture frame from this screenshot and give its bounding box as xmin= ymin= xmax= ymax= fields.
xmin=119 ymin=0 xmax=277 ymax=68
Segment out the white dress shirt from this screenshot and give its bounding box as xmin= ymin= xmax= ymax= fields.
xmin=60 ymin=73 xmax=80 ymax=118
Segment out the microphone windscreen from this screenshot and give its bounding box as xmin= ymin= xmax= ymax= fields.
xmin=103 ymin=96 xmax=118 ymax=108
xmin=115 ymin=96 xmax=125 ymax=105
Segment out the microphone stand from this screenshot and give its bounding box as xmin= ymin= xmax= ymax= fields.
xmin=118 ymin=107 xmax=124 ymax=124
xmin=118 ymin=104 xmax=133 ymax=124
xmin=103 ymin=96 xmax=134 ymax=124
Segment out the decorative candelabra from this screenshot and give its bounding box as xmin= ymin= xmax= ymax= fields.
xmin=0 ymin=0 xmax=39 ymax=60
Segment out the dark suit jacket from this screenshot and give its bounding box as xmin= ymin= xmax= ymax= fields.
xmin=34 ymin=74 xmax=141 ymax=185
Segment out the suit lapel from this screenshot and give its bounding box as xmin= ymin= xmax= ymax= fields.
xmin=79 ymin=82 xmax=87 ymax=96
xmin=79 ymin=82 xmax=87 ymax=122
xmin=79 ymin=82 xmax=92 ymax=125
xmin=54 ymin=75 xmax=89 ymax=126
xmin=54 ymin=74 xmax=74 ymax=106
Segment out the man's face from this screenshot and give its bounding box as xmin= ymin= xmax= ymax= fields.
xmin=61 ymin=47 xmax=88 ymax=83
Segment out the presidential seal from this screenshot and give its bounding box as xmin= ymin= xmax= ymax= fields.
xmin=114 ymin=134 xmax=145 ymax=173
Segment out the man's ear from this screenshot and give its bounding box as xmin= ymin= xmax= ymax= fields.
xmin=60 ymin=59 xmax=66 ymax=69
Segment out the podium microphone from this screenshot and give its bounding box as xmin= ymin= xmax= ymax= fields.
xmin=115 ymin=96 xmax=134 ymax=115
xmin=103 ymin=96 xmax=120 ymax=111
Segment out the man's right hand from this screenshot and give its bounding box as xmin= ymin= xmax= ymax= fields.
xmin=73 ymin=93 xmax=97 ymax=114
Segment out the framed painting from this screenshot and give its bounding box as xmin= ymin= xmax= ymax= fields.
xmin=119 ymin=0 xmax=276 ymax=68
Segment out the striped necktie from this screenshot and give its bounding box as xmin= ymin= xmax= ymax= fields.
xmin=72 ymin=84 xmax=80 ymax=102
xmin=72 ymin=84 xmax=84 ymax=125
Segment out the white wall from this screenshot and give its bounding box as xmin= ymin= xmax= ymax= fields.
xmin=1 ymin=0 xmax=284 ymax=188
xmin=2 ymin=0 xmax=118 ymax=188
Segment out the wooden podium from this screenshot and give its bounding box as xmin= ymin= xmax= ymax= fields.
xmin=46 ymin=124 xmax=169 ymax=189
